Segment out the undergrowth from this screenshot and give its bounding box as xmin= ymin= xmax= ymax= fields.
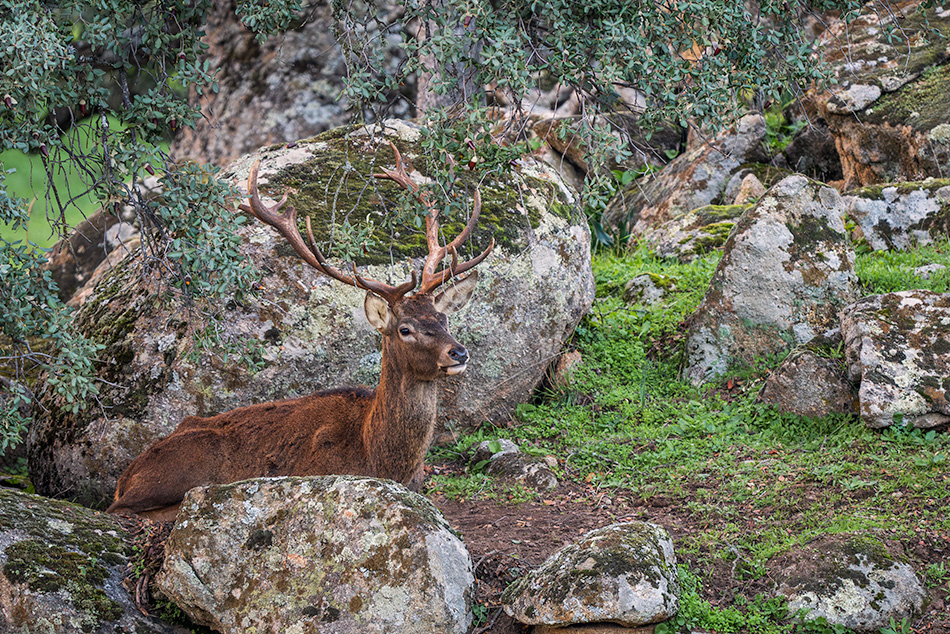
xmin=429 ymin=240 xmax=950 ymax=634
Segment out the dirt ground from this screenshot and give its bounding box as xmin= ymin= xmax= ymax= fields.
xmin=432 ymin=477 xmax=950 ymax=634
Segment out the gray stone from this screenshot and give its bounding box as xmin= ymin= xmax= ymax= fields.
xmin=28 ymin=121 xmax=595 ymax=508
xmin=156 ymin=476 xmax=474 ymax=634
xmin=772 ymin=535 xmax=926 ymax=633
xmin=846 ymin=180 xmax=950 ymax=251
xmin=502 ymin=522 xmax=679 ymax=627
xmin=841 ymin=290 xmax=950 ymax=428
xmin=758 ymin=348 xmax=857 ymax=418
xmin=472 ymin=439 xmax=520 ymax=464
xmin=0 ymin=489 xmax=183 ymax=634
xmin=485 ymin=453 xmax=559 ymax=490
xmin=685 ymin=175 xmax=859 ymax=386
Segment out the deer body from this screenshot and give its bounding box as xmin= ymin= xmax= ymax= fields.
xmin=107 ymin=145 xmax=491 ymax=521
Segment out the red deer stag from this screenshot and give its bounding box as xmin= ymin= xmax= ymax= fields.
xmin=107 ymin=143 xmax=493 ymax=521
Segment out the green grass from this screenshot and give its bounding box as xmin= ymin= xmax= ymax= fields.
xmin=429 ymin=240 xmax=950 ymax=633
xmin=1 ymin=116 xmax=167 ymax=248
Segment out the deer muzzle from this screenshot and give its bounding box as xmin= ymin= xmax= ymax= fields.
xmin=443 ymin=345 xmax=469 ymax=375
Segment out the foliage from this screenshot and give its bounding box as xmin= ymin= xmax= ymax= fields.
xmin=0 ymin=0 xmax=294 ymax=448
xmin=332 ymin=0 xmax=890 ymax=205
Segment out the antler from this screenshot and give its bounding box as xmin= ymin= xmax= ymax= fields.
xmin=374 ymin=141 xmax=494 ymax=296
xmin=238 ymin=160 xmax=418 ymax=305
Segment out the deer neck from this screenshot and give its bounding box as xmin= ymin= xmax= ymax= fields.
xmin=363 ymin=339 xmax=439 ymax=484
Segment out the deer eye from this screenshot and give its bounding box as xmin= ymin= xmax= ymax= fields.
xmin=399 ymin=326 xmax=412 ymax=336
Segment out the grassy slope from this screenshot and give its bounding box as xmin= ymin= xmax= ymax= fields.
xmin=430 ymin=240 xmax=950 ymax=632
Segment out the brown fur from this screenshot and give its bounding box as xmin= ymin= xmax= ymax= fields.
xmin=107 ymin=287 xmax=475 ymax=521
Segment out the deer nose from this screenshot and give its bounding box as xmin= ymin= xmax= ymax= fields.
xmin=449 ymin=346 xmax=469 ymax=364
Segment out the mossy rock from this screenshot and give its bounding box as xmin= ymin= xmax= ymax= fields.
xmin=28 ymin=120 xmax=595 ymax=509
xmin=0 ymin=488 xmax=175 ymax=633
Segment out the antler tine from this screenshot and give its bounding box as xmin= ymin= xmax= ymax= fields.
xmin=241 ymin=159 xmax=416 ymax=305
xmin=374 ymin=141 xmax=493 ymax=296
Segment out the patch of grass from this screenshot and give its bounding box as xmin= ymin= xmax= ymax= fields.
xmin=855 ymin=238 xmax=950 ymax=294
xmin=431 ymin=239 xmax=950 ymax=610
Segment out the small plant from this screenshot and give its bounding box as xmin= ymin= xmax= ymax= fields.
xmin=878 ymin=616 xmax=910 ymax=634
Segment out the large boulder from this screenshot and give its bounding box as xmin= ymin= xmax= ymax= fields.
xmin=602 ymin=114 xmax=769 ymax=239
xmin=810 ymin=2 xmax=950 ymax=188
xmin=502 ymin=522 xmax=679 ymax=628
xmin=846 ymin=179 xmax=950 ymax=251
xmin=684 ymin=175 xmax=859 ymax=385
xmin=771 ymin=534 xmax=926 ymax=633
xmin=156 ymin=476 xmax=474 ymax=634
xmin=28 ymin=120 xmax=594 ymax=508
xmin=0 ymin=489 xmax=182 ymax=633
xmin=841 ymin=290 xmax=950 ymax=428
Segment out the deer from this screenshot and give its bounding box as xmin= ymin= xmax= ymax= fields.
xmin=107 ymin=142 xmax=493 ymax=521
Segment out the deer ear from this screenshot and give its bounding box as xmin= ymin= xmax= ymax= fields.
xmin=434 ymin=271 xmax=478 ymax=315
xmin=364 ymin=291 xmax=393 ymax=332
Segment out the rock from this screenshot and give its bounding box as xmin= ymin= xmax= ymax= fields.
xmin=502 ymin=522 xmax=679 ymax=627
xmin=841 ymin=290 xmax=950 ymax=428
xmin=915 ymin=263 xmax=947 ymax=279
xmin=472 ymin=439 xmax=521 ymax=465
xmin=549 ymin=350 xmax=583 ymax=389
xmin=602 ymin=114 xmax=769 ymax=239
xmin=845 ymin=180 xmax=950 ymax=251
xmin=644 ymin=204 xmax=748 ymax=262
xmin=623 ymin=274 xmax=676 ymax=306
xmin=772 ymin=535 xmax=926 ymax=633
xmin=170 ymin=2 xmax=409 ymax=166
xmin=758 ymin=347 xmax=857 ymax=418
xmin=781 ymin=121 xmax=843 ymax=183
xmin=0 ymin=489 xmax=183 ymax=634
xmin=156 ymin=476 xmax=474 ymax=634
xmin=810 ymin=2 xmax=950 ymax=188
xmin=732 ymin=173 xmax=766 ymax=205
xmin=485 ymin=453 xmax=558 ymax=490
xmin=471 ymin=440 xmax=558 ymax=490
xmin=685 ymin=175 xmax=859 ymax=386
xmin=28 ymin=121 xmax=595 ymax=508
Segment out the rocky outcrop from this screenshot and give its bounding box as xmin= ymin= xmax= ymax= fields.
xmin=28 ymin=120 xmax=594 ymax=508
xmin=841 ymin=290 xmax=950 ymax=428
xmin=846 ymin=179 xmax=950 ymax=251
xmin=502 ymin=522 xmax=679 ymax=628
xmin=811 ymin=3 xmax=950 ymax=188
xmin=772 ymin=535 xmax=926 ymax=633
xmin=0 ymin=489 xmax=181 ymax=634
xmin=684 ymin=175 xmax=859 ymax=385
xmin=758 ymin=347 xmax=857 ymax=418
xmin=602 ymin=114 xmax=769 ymax=239
xmin=170 ymin=2 xmax=409 ymax=166
xmin=157 ymin=476 xmax=474 ymax=634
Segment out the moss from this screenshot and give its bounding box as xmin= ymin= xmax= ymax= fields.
xmin=257 ymin=126 xmax=567 ymax=267
xmin=865 ymin=64 xmax=950 ymax=132
xmin=0 ymin=490 xmax=130 ymax=629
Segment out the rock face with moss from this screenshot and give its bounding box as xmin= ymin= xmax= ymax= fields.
xmin=841 ymin=290 xmax=950 ymax=428
xmin=601 ymin=114 xmax=769 ymax=239
xmin=684 ymin=175 xmax=859 ymax=386
xmin=156 ymin=476 xmax=474 ymax=634
xmin=644 ymin=203 xmax=750 ymax=262
xmin=501 ymin=522 xmax=679 ymax=627
xmin=811 ymin=2 xmax=950 ymax=188
xmin=0 ymin=489 xmax=181 ymax=633
xmin=846 ymin=180 xmax=950 ymax=251
xmin=28 ymin=120 xmax=594 ymax=508
xmin=772 ymin=535 xmax=925 ymax=633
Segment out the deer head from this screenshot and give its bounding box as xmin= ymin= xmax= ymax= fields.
xmin=238 ymin=142 xmax=494 ymax=379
